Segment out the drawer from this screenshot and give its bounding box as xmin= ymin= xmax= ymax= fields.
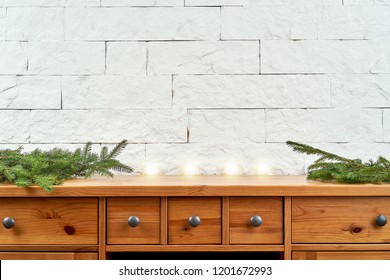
xmin=293 ymin=251 xmax=390 ymax=260
xmin=107 ymin=198 xmax=160 ymax=245
xmin=168 ymin=197 xmax=221 ymax=244
xmin=229 ymin=197 xmax=283 ymax=244
xmin=0 ymin=198 xmax=98 ymax=245
xmin=0 ymin=252 xmax=98 ymax=260
xmin=292 ymin=197 xmax=390 ymax=243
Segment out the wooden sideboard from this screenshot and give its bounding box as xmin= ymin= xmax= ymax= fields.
xmin=0 ymin=175 xmax=390 ymax=260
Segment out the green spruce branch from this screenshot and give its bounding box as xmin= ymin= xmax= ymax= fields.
xmin=286 ymin=141 xmax=390 ymax=184
xmin=0 ymin=140 xmax=133 ymax=192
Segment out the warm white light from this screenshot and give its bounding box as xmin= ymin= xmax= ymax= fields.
xmin=224 ymin=162 xmax=240 ymax=175
xmin=144 ymin=162 xmax=159 ymax=175
xmin=257 ymin=161 xmax=270 ymax=175
xmin=184 ymin=162 xmax=198 ymax=175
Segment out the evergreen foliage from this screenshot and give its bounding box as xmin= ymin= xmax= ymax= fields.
xmin=287 ymin=141 xmax=390 ymax=184
xmin=0 ymin=140 xmax=133 ymax=192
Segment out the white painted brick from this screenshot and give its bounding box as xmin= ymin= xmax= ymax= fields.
xmin=6 ymin=8 xmax=64 ymax=41
xmin=30 ymin=109 xmax=187 ymax=143
xmin=186 ymin=0 xmax=340 ymax=5
xmin=188 ymin=110 xmax=265 ymax=143
xmin=0 ymin=76 xmax=61 ymax=109
xmin=0 ymin=42 xmax=27 ymax=74
xmin=0 ymin=111 xmax=30 ymax=143
xmin=106 ymin=42 xmax=146 ymax=75
xmin=65 ymin=8 xmax=219 ymax=40
xmin=262 ymin=40 xmax=390 ymax=74
xmin=266 ymin=109 xmax=383 ymax=142
xmin=174 ymin=75 xmax=330 ymax=108
xmin=221 ymin=6 xmax=317 ymax=40
xmin=0 ymin=8 xmax=5 ymax=40
xmin=148 ymin=41 xmax=259 ymax=75
xmin=331 ymin=74 xmax=390 ymax=108
xmin=319 ymin=6 xmax=390 ymax=39
xmin=102 ymin=0 xmax=184 ymax=6
xmin=62 ymin=76 xmax=172 ymax=109
xmin=344 ymin=0 xmax=390 ymax=5
xmin=28 ymin=42 xmax=105 ymax=75
xmin=145 ymin=143 xmax=305 ymax=175
xmin=384 ymin=110 xmax=390 ymax=141
xmin=1 ymin=0 xmax=100 ymax=6
xmin=304 ymin=142 xmax=390 ymax=171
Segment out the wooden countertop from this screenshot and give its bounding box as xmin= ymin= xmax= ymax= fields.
xmin=0 ymin=175 xmax=389 ymax=197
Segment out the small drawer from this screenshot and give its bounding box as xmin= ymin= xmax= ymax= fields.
xmin=0 ymin=198 xmax=98 ymax=245
xmin=292 ymin=197 xmax=390 ymax=243
xmin=168 ymin=197 xmax=221 ymax=245
xmin=293 ymin=251 xmax=390 ymax=260
xmin=229 ymin=197 xmax=283 ymax=244
xmin=107 ymin=198 xmax=160 ymax=245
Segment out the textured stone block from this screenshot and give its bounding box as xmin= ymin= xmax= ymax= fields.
xmin=186 ymin=0 xmax=341 ymax=5
xmin=65 ymin=8 xmax=219 ymax=40
xmin=266 ymin=109 xmax=383 ymax=142
xmin=0 ymin=0 xmax=100 ymax=6
xmin=0 ymin=42 xmax=27 ymax=74
xmin=0 ymin=76 xmax=61 ymax=109
xmin=331 ymin=74 xmax=390 ymax=107
xmin=62 ymin=76 xmax=172 ymax=109
xmin=106 ymin=42 xmax=146 ymax=75
xmin=221 ymin=6 xmax=317 ymax=40
xmin=188 ymin=110 xmax=265 ymax=143
xmin=262 ymin=40 xmax=390 ymax=73
xmin=148 ymin=41 xmax=259 ymax=74
xmin=319 ymin=6 xmax=390 ymax=39
xmin=344 ymin=0 xmax=390 ymax=4
xmin=145 ymin=143 xmax=305 ymax=175
xmin=30 ymin=109 xmax=187 ymax=143
xmin=0 ymin=8 xmax=5 ymax=40
xmin=28 ymin=42 xmax=105 ymax=75
xmin=173 ymin=75 xmax=330 ymax=108
xmin=383 ymin=110 xmax=390 ymax=141
xmin=6 ymin=8 xmax=64 ymax=40
xmin=0 ymin=111 xmax=30 ymax=143
xmin=102 ymin=0 xmax=184 ymax=6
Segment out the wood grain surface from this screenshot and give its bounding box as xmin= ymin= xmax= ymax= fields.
xmin=0 ymin=198 xmax=98 ymax=245
xmin=168 ymin=197 xmax=221 ymax=245
xmin=229 ymin=197 xmax=283 ymax=244
xmin=292 ymin=197 xmax=390 ymax=243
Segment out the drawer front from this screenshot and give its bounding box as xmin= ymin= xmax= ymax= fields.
xmin=0 ymin=198 xmax=98 ymax=245
xmin=229 ymin=197 xmax=283 ymax=244
xmin=293 ymin=251 xmax=390 ymax=260
xmin=107 ymin=198 xmax=160 ymax=245
xmin=0 ymin=252 xmax=98 ymax=260
xmin=168 ymin=197 xmax=221 ymax=245
xmin=292 ymin=197 xmax=390 ymax=243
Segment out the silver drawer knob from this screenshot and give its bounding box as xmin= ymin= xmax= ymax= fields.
xmin=128 ymin=216 xmax=140 ymax=227
xmin=188 ymin=216 xmax=201 ymax=227
xmin=250 ymin=215 xmax=263 ymax=227
xmin=376 ymin=215 xmax=387 ymax=227
xmin=3 ymin=217 xmax=15 ymax=229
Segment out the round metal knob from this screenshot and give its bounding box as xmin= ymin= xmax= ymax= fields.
xmin=3 ymin=217 xmax=15 ymax=229
xmin=376 ymin=215 xmax=387 ymax=227
xmin=250 ymin=215 xmax=263 ymax=227
xmin=188 ymin=216 xmax=201 ymax=227
xmin=128 ymin=216 xmax=140 ymax=227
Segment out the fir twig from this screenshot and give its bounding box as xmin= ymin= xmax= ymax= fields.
xmin=287 ymin=141 xmax=390 ymax=184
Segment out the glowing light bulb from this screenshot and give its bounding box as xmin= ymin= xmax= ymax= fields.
xmin=224 ymin=162 xmax=240 ymax=175
xmin=184 ymin=162 xmax=198 ymax=175
xmin=144 ymin=162 xmax=159 ymax=175
xmin=257 ymin=161 xmax=270 ymax=175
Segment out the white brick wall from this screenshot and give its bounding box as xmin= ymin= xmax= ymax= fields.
xmin=0 ymin=0 xmax=389 ymax=175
